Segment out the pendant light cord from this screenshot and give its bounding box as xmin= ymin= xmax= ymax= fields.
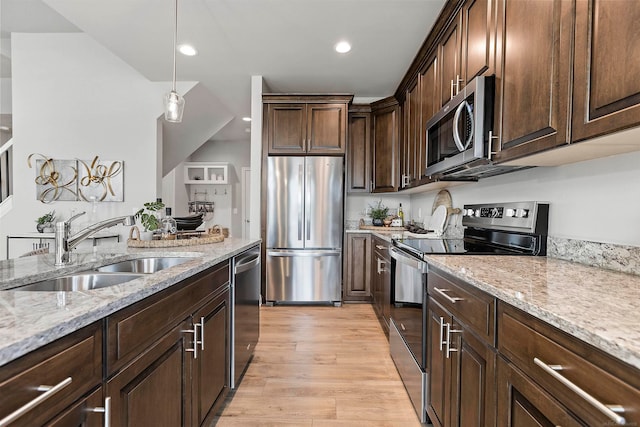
xmin=171 ymin=0 xmax=178 ymax=92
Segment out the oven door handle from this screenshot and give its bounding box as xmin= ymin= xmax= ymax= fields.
xmin=389 ymin=247 xmax=428 ymax=273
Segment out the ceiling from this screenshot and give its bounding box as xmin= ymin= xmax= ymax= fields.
xmin=1 ymin=0 xmax=446 ymax=142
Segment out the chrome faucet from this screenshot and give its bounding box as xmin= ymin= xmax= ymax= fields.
xmin=54 ymin=212 xmax=135 ymax=266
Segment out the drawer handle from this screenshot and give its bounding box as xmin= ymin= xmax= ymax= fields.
xmin=376 ymin=245 xmax=387 ymax=250
xmin=434 ymin=287 xmax=464 ymax=304
xmin=196 ymin=316 xmax=205 ymax=351
xmin=91 ymin=396 xmax=111 ymax=427
xmin=533 ymin=357 xmax=626 ymax=425
xmin=0 ymin=376 xmax=72 ymax=426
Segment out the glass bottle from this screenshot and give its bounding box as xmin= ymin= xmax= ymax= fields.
xmin=161 ymin=207 xmax=177 ymax=240
xmin=398 ymin=203 xmax=404 ymax=226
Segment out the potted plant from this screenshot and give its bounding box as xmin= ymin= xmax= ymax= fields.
xmin=134 ymin=201 xmax=164 ymax=240
xmin=369 ymin=201 xmax=389 ymax=226
xmin=35 ymin=211 xmax=56 ymax=233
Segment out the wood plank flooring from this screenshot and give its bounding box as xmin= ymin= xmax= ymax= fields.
xmin=213 ymin=304 xmax=423 ymax=426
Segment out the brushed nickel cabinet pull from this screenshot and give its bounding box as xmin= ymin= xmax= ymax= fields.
xmin=488 ymin=131 xmax=499 ymax=161
xmin=434 ymin=287 xmax=464 ymax=304
xmin=182 ymin=325 xmax=198 ymax=359
xmin=91 ymin=396 xmax=111 ymax=427
xmin=0 ymin=377 xmax=72 ymax=426
xmin=533 ymin=357 xmax=626 ymax=425
xmin=439 ymin=316 xmax=446 ymax=351
xmin=195 ymin=316 xmax=205 ymax=351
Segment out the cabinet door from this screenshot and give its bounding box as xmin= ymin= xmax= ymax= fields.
xmin=493 ymin=0 xmax=573 ymax=162
xmin=46 ymin=388 xmax=104 ymax=427
xmin=267 ymin=103 xmax=306 ymax=154
xmin=307 ymin=104 xmax=347 ymax=154
xmin=407 ymin=82 xmax=421 ymax=184
xmin=496 ymin=357 xmax=583 ymax=427
xmin=371 ymin=104 xmax=400 ymax=193
xmin=427 ymin=299 xmax=453 ymax=427
xmin=346 ymin=111 xmax=371 ymax=192
xmin=192 ymin=289 xmax=230 ymax=427
xmin=461 ymin=0 xmax=494 ymax=83
xmin=343 ymin=233 xmax=371 ymax=301
xmin=439 ymin=12 xmax=463 ymax=107
xmin=572 ymin=0 xmax=640 ymax=142
xmin=450 ymin=326 xmax=496 ymax=427
xmin=107 ymin=321 xmax=192 ymax=427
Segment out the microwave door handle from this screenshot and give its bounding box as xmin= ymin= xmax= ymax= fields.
xmin=453 ymin=100 xmax=474 ymax=152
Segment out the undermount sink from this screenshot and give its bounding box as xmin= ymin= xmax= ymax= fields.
xmin=95 ymin=257 xmax=196 ymax=273
xmin=14 ymin=273 xmax=145 ymax=292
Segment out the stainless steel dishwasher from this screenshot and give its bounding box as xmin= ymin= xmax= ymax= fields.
xmin=231 ymin=245 xmax=261 ymax=389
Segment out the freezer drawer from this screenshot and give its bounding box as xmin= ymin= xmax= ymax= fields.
xmin=266 ymin=250 xmax=342 ymax=303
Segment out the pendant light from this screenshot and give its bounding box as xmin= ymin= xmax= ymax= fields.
xmin=164 ymin=0 xmax=185 ymax=122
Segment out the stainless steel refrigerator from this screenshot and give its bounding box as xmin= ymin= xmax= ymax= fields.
xmin=266 ymin=156 xmax=343 ymax=303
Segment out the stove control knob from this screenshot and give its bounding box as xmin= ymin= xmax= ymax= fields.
xmin=505 ymin=208 xmax=516 ymax=217
xmin=515 ymin=208 xmax=529 ymax=218
xmin=465 ymin=209 xmax=475 ymax=217
xmin=475 ymin=209 xmax=481 ymax=217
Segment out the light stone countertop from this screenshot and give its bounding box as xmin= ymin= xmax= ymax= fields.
xmin=0 ymin=237 xmax=261 ymax=367
xmin=424 ymin=255 xmax=640 ymax=370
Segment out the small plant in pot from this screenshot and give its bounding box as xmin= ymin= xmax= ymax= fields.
xmin=134 ymin=201 xmax=164 ymax=240
xmin=368 ymin=201 xmax=389 ymax=226
xmin=35 ymin=211 xmax=56 ymax=233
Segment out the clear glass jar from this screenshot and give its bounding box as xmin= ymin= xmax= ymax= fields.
xmin=161 ymin=207 xmax=177 ymax=240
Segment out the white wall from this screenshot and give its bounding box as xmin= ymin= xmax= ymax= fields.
xmin=410 ymin=149 xmax=640 ymax=246
xmin=1 ymin=33 xmax=166 ymax=259
xmin=346 ymin=193 xmax=411 ymax=224
xmin=187 ymin=140 xmax=251 ymax=236
xmin=249 ymin=76 xmax=264 ymax=240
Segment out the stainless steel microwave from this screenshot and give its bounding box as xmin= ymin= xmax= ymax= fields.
xmin=425 ymin=75 xmax=497 ymax=178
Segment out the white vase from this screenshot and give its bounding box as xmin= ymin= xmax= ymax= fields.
xmin=140 ymin=231 xmax=154 ymax=241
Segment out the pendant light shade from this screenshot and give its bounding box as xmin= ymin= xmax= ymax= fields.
xmin=164 ymin=90 xmax=185 ymax=122
xmin=164 ymin=0 xmax=184 ymax=123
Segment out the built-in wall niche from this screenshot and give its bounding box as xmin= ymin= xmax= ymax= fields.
xmin=183 ymin=162 xmax=229 ymax=184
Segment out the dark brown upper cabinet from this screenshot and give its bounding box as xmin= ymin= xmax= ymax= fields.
xmin=491 ymin=0 xmax=574 ymax=163
xmin=571 ymin=0 xmax=640 ymax=143
xmin=263 ymin=94 xmax=353 ymax=155
xmin=371 ymin=97 xmax=400 ymax=193
xmin=400 ymin=80 xmax=422 ymax=189
xmin=439 ymin=13 xmax=463 ymax=107
xmin=461 ymin=0 xmax=495 ymax=83
xmin=346 ymin=106 xmax=371 ymax=193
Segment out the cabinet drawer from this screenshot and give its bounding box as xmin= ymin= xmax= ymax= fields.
xmin=427 ymin=267 xmax=495 ymax=345
xmin=106 ymin=261 xmax=229 ymax=375
xmin=0 ymin=322 xmax=102 ymax=427
xmin=498 ymin=302 xmax=640 ymax=426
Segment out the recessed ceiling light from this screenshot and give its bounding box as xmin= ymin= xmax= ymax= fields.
xmin=242 ymin=117 xmax=252 ymax=122
xmin=335 ymin=41 xmax=351 ymax=54
xmin=178 ymin=44 xmax=197 ymax=56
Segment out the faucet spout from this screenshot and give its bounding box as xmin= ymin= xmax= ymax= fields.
xmin=54 ymin=215 xmax=135 ymax=267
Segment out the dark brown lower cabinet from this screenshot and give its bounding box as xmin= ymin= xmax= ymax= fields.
xmin=496 ymin=357 xmax=583 ymax=427
xmin=371 ymin=235 xmax=391 ymax=333
xmin=343 ymin=233 xmax=371 ymax=301
xmin=106 ymin=263 xmax=231 ymax=427
xmin=192 ymin=290 xmax=230 ymax=426
xmin=107 ymin=321 xmax=192 ymax=427
xmin=427 ymin=298 xmax=496 ymax=427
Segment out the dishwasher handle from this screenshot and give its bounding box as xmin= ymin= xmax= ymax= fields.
xmin=235 ymin=253 xmax=260 ymax=275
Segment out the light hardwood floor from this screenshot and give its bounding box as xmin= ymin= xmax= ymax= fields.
xmin=213 ymin=304 xmax=423 ymax=426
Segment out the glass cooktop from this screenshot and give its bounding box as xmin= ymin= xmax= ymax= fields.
xmin=392 ymin=236 xmax=531 ymax=259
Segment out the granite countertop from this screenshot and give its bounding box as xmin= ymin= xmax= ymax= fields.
xmin=0 ymin=237 xmax=261 ymax=367
xmin=424 ymin=255 xmax=640 ymax=370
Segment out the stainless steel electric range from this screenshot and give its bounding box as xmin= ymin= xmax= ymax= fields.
xmin=388 ymin=201 xmax=549 ymax=423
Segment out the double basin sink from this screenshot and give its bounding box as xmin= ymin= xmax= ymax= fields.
xmin=12 ymin=257 xmax=196 ymax=292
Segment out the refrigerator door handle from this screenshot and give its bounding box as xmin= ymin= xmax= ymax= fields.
xmin=298 ymin=164 xmax=303 ymax=241
xmin=306 ymin=164 xmax=311 ymax=241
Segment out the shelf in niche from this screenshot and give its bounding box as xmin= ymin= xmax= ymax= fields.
xmin=184 ymin=162 xmax=229 ymax=184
